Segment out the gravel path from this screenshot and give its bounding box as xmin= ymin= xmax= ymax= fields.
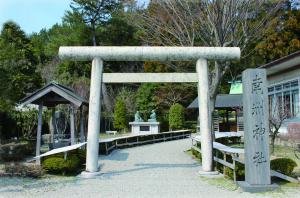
xmin=0 ymin=139 xmax=299 ymax=198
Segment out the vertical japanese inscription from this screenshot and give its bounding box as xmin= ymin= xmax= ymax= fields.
xmin=242 ymin=69 xmax=271 ymax=185
xmin=251 ymin=74 xmax=263 ymax=94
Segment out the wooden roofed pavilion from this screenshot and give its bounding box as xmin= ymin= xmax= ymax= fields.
xmin=19 ymin=81 xmax=88 ymax=164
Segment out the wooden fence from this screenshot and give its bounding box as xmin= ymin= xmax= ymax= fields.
xmin=191 ymin=136 xmax=299 ymax=183
xmin=99 ymin=130 xmax=192 ymax=155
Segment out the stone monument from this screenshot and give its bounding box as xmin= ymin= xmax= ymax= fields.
xmin=130 ymin=110 xmax=160 ymax=135
xmin=148 ymin=110 xmax=157 ymax=122
xmin=134 ymin=111 xmax=144 ymax=122
xmin=237 ymin=69 xmax=278 ymax=192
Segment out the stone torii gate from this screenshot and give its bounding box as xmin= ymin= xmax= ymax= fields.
xmin=59 ymin=46 xmax=240 ymax=177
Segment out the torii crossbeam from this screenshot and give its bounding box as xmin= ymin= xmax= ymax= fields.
xmin=59 ymin=46 xmax=240 ymax=177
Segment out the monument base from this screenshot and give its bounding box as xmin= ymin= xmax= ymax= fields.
xmin=79 ymin=171 xmax=102 ymax=178
xmin=237 ymin=181 xmax=278 ymax=193
xmin=129 ymin=122 xmax=160 ymax=135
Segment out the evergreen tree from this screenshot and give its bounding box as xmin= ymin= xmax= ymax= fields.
xmin=169 ymin=103 xmax=185 ymax=131
xmin=135 ymin=83 xmax=158 ymax=120
xmin=0 ymin=21 xmax=42 ymax=107
xmin=69 ymin=0 xmax=120 ymax=46
xmin=113 ymin=98 xmax=127 ymax=132
xmin=256 ymin=5 xmax=300 ymax=62
xmin=0 ymin=21 xmax=42 ymax=140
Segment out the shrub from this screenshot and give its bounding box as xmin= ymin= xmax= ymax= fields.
xmin=69 ymin=149 xmax=86 ymax=164
xmin=65 ymin=155 xmax=81 ymax=173
xmin=156 ymin=113 xmax=169 ymax=132
xmin=169 ymin=103 xmax=185 ymax=130
xmin=42 ymin=157 xmax=67 ymax=174
xmin=42 ymin=156 xmax=80 ymax=175
xmin=114 ymin=98 xmax=127 ymax=132
xmin=4 ymin=163 xmax=43 ymax=178
xmin=270 ymin=158 xmax=297 ymax=176
xmin=42 ymin=150 xmax=85 ymax=175
xmin=12 ymin=107 xmax=38 ymax=139
xmin=184 ymin=121 xmax=197 ymax=133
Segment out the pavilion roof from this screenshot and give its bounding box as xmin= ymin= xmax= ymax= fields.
xmin=19 ymin=81 xmax=88 ymax=107
xmin=187 ymin=94 xmax=242 ymax=109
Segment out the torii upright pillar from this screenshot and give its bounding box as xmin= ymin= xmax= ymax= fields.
xmin=196 ymin=59 xmax=216 ymax=174
xmin=59 ymin=46 xmax=240 ymax=177
xmin=85 ymin=58 xmax=103 ymax=175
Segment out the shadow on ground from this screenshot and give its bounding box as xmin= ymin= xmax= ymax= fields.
xmin=100 ymin=162 xmax=199 ymax=179
xmin=100 ymin=150 xmax=129 ymax=161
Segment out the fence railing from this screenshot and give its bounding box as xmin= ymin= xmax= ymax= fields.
xmin=191 ymin=136 xmax=299 ymax=183
xmin=99 ymin=130 xmax=192 ymax=155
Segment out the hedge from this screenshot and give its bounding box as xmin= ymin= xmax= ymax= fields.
xmin=270 ymin=158 xmax=297 ymax=176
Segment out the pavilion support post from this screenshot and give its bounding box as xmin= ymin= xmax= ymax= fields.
xmin=50 ymin=108 xmax=55 ymax=144
xmin=79 ymin=106 xmax=85 ymax=143
xmin=196 ymin=59 xmax=214 ymax=173
xmin=70 ymin=105 xmax=76 ymax=145
xmin=36 ymin=103 xmax=43 ymax=165
xmin=82 ymin=57 xmax=103 ymax=176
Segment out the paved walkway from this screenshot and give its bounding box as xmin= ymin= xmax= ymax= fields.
xmin=0 ymin=139 xmax=299 ymax=198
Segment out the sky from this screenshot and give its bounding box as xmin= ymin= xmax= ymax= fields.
xmin=0 ymin=0 xmax=148 ymax=35
xmin=0 ymin=0 xmax=72 ymax=35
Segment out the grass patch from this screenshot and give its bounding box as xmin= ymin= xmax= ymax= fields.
xmin=186 ymin=146 xmax=300 ymax=195
xmin=200 ymin=176 xmax=238 ymax=191
xmin=272 ymin=145 xmax=300 ymax=174
xmin=185 ymin=149 xmax=201 ymax=163
xmin=226 ymin=143 xmax=300 ymax=175
xmin=274 ymin=179 xmax=300 ymax=188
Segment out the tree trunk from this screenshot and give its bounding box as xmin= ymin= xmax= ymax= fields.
xmin=102 ymin=83 xmax=113 ymax=113
xmin=91 ymin=22 xmax=97 ymax=46
xmin=209 ymin=61 xmax=224 ymax=141
xmin=90 ymin=21 xmax=114 ymax=128
xmin=271 ymin=135 xmax=276 ymax=154
xmin=210 ymin=96 xmax=216 ymax=142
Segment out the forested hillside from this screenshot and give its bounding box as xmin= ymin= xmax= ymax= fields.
xmin=0 ymin=0 xmax=299 ymax=139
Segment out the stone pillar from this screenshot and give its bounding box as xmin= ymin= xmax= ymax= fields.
xmin=35 ymin=103 xmax=43 ymax=165
xmin=80 ymin=106 xmax=85 ymax=143
xmin=238 ymin=69 xmax=277 ymax=192
xmin=196 ymin=59 xmax=213 ymax=172
xmin=70 ymin=105 xmax=76 ymax=145
xmin=84 ymin=57 xmax=103 ymax=174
